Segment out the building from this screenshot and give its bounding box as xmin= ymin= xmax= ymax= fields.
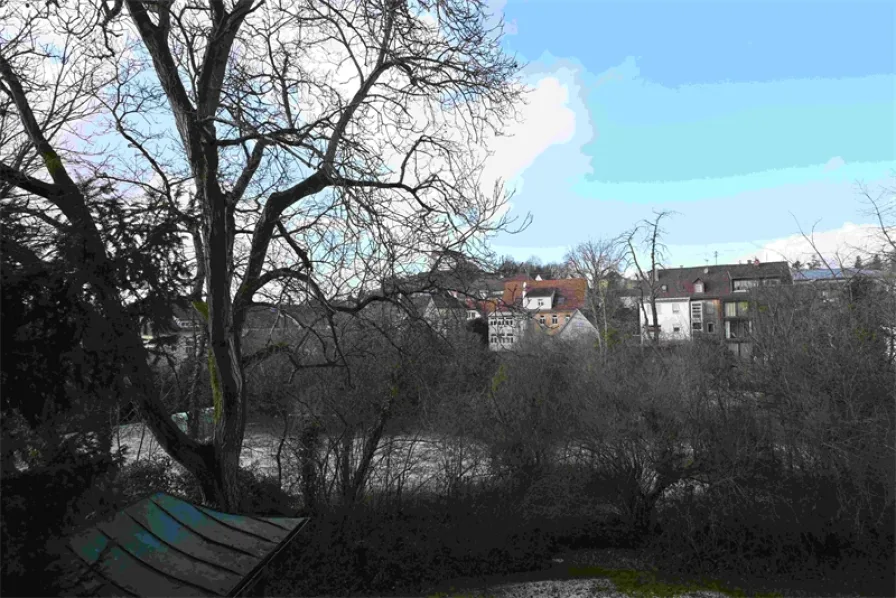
xmin=637 ymin=260 xmax=792 ymax=357
xmin=141 ymin=303 xmax=308 ymax=364
xmin=792 ymin=268 xmax=885 ymax=301
xmin=482 ymin=277 xmax=590 ymax=350
xmin=407 ymin=292 xmax=467 ymax=334
xmin=553 ymin=308 xmax=600 ymax=341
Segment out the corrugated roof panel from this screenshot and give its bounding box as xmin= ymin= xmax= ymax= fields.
xmin=98 ymin=511 xmax=241 ymax=596
xmin=126 ymin=499 xmax=256 ymax=576
xmin=94 ymin=541 xmax=216 ymax=597
xmin=149 ymin=494 xmax=272 ymax=557
xmin=71 ymin=527 xmax=112 ymax=564
xmin=67 ymin=493 xmax=308 ymax=598
xmin=196 ymin=506 xmax=288 ymax=542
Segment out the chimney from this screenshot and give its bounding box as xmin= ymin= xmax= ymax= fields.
xmin=753 ymin=258 xmax=760 ymax=266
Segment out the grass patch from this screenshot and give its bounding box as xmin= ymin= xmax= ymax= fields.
xmin=568 ymin=566 xmax=783 ymax=598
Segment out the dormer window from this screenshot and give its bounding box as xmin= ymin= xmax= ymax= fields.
xmin=537 ymin=298 xmax=545 ymax=307
xmin=694 ymin=280 xmax=705 ymax=294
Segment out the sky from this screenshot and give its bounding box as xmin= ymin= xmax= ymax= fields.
xmin=482 ymin=0 xmax=896 ymax=269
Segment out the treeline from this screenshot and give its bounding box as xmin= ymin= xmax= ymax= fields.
xmin=58 ymin=276 xmax=894 ymax=595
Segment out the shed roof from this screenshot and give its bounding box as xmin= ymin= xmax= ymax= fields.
xmin=67 ymin=492 xmax=307 ymax=597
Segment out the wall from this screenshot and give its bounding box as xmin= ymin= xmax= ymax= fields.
xmin=558 ymin=310 xmax=598 ymax=341
xmin=639 ymin=298 xmax=691 ymax=341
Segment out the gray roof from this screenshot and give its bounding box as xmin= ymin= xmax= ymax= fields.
xmin=430 ymin=293 xmax=465 ymax=309
xmin=67 ymin=492 xmax=307 ymax=597
xmin=643 ymin=261 xmax=791 ymax=299
xmin=792 ymin=268 xmax=884 ymax=281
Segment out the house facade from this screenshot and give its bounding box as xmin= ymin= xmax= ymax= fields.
xmin=481 ymin=277 xmax=589 ymax=351
xmin=638 ymin=260 xmax=792 ymax=356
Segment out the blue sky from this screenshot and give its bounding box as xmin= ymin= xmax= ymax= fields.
xmin=486 ymin=0 xmax=896 ymax=267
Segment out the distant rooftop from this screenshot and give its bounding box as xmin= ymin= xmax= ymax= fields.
xmin=792 ymin=268 xmax=884 ymax=282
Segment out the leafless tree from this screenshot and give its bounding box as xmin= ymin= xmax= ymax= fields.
xmin=624 ymin=211 xmax=674 ymax=344
xmin=565 ymin=237 xmax=625 ymax=355
xmin=1 ymin=0 xmax=523 ymax=508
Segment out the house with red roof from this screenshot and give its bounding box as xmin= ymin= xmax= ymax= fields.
xmin=482 ymin=277 xmax=590 ymax=350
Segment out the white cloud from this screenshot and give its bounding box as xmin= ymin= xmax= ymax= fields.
xmin=824 ymin=156 xmax=846 ymax=172
xmin=735 ymin=222 xmax=888 ymax=265
xmin=480 ymin=76 xmax=577 ymax=188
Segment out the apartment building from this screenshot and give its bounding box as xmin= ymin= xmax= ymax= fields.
xmin=638 ymin=260 xmax=792 ymax=357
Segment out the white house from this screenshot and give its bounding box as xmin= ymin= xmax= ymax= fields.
xmin=639 ymin=297 xmax=691 ymax=341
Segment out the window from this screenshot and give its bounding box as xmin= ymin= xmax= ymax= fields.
xmin=537 ymin=299 xmax=545 ymax=307
xmin=565 ymin=315 xmax=570 ymax=322
xmin=694 ymin=281 xmax=705 ymax=294
xmin=673 ymin=326 xmax=681 ymax=334
xmin=539 ymin=315 xmax=546 ymax=325
xmin=724 ymin=301 xmax=749 ymax=317
xmin=763 ymin=278 xmax=781 ymax=286
xmin=551 ymin=314 xmax=558 ymax=325
xmin=725 ymin=320 xmax=751 ymax=339
xmin=691 ymin=302 xmax=703 ymax=331
xmin=733 ymin=279 xmax=759 ymax=291
xmin=707 ymin=322 xmax=715 ymax=333
xmin=672 ymin=304 xmax=680 ymax=313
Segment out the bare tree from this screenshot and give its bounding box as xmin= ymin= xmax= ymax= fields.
xmin=1 ymin=0 xmax=523 ymax=508
xmin=624 ymin=211 xmax=674 ymax=344
xmin=565 ymin=237 xmax=624 ymax=355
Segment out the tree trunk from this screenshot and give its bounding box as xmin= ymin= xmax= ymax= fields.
xmin=298 ymin=418 xmax=321 ymax=514
xmin=187 ymin=332 xmax=207 ymax=439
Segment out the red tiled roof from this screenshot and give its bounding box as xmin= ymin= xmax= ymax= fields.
xmin=503 ymin=278 xmax=587 ymax=311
